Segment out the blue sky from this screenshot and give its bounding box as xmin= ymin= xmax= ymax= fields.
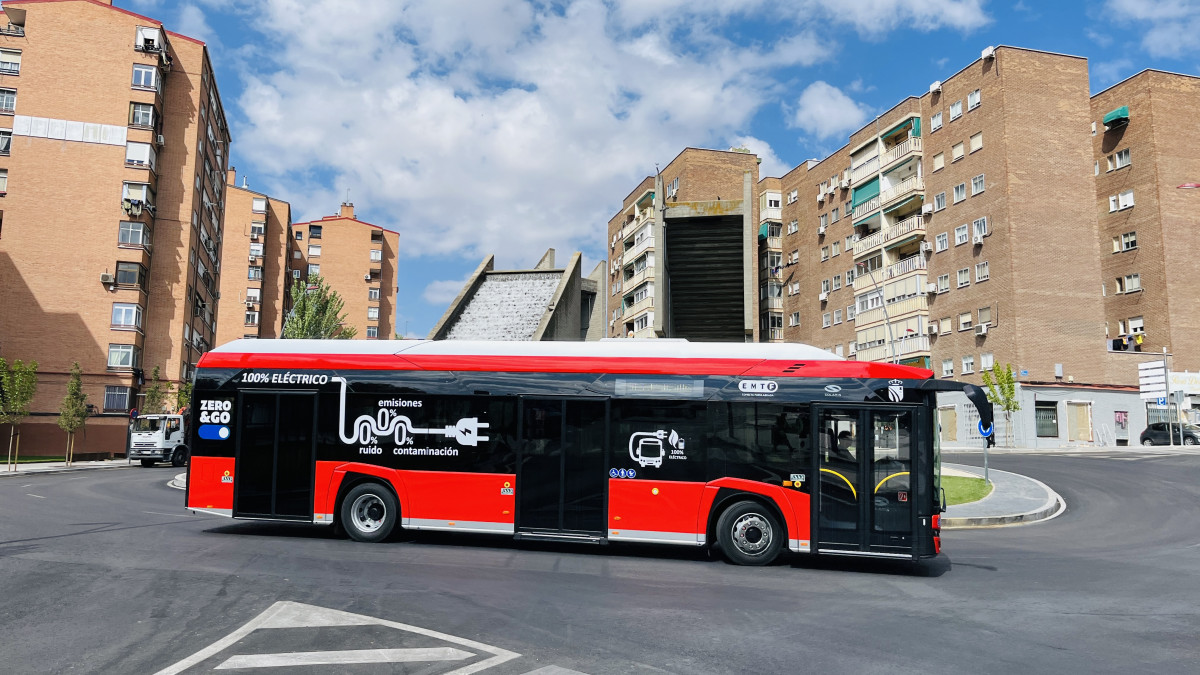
xmin=125 ymin=0 xmax=1200 ymax=337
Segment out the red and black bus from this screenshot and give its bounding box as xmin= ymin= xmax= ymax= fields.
xmin=185 ymin=339 xmax=993 ymax=565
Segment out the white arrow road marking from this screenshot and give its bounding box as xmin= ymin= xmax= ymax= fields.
xmin=215 ymin=647 xmax=473 ymax=669
xmin=522 ymin=667 xmax=591 ymax=674
xmin=155 ymin=601 xmax=519 ymax=675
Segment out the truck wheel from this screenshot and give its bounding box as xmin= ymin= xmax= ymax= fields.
xmin=716 ymin=500 xmax=784 ymax=566
xmin=171 ymin=447 xmax=187 ymax=468
xmin=140 ymin=459 xmax=156 ymax=468
xmin=340 ymin=483 xmax=398 ymax=543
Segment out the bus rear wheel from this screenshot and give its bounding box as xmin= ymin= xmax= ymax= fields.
xmin=716 ymin=500 xmax=784 ymax=566
xmin=340 ymin=483 xmax=398 ymax=543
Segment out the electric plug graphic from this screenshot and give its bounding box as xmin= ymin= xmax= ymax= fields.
xmin=440 ymin=418 xmax=490 ymax=446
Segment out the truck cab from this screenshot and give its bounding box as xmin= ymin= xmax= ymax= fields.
xmin=129 ymin=414 xmax=188 ymax=467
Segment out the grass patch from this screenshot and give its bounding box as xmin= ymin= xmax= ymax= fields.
xmin=1 ymin=456 xmax=67 ymax=464
xmin=943 ymin=475 xmax=993 ymax=505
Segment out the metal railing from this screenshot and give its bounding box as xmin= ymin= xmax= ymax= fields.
xmin=623 ymin=266 xmax=654 ymax=289
xmin=623 ymin=296 xmax=655 ymax=316
xmin=881 ymin=136 xmax=922 ymax=169
xmin=855 ymin=335 xmax=930 ymax=363
xmin=851 ymin=215 xmax=925 ymax=256
xmin=879 ymin=175 xmax=924 ymax=205
xmin=852 ymin=195 xmax=880 ymax=221
xmin=854 ymin=295 xmax=929 ymax=326
xmin=851 ymin=156 xmax=879 ymax=184
xmin=852 ymin=255 xmax=926 ymax=292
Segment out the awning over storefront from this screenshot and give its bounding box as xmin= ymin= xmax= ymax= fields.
xmin=1103 ymin=105 xmax=1129 ymax=126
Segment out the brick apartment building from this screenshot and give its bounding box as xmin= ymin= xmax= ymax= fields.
xmin=214 ymin=171 xmax=291 ymax=345
xmin=290 ymin=203 xmax=399 ymax=339
xmin=0 ymin=0 xmax=229 ymax=455
xmin=606 ymin=148 xmax=759 ymax=341
xmin=758 ymin=46 xmax=1200 ymax=389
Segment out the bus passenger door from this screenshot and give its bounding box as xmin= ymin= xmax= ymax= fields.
xmin=814 ymin=406 xmax=916 ymax=556
xmin=234 ymin=391 xmax=317 ymax=521
xmin=517 ymin=398 xmax=608 ymax=537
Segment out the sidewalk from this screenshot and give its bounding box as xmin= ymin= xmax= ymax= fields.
xmin=0 ymin=458 xmax=137 ymax=477
xmin=942 ymin=462 xmax=1064 ymax=529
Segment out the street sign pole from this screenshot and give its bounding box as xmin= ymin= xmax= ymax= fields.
xmin=1165 ymin=348 xmax=1174 ymax=448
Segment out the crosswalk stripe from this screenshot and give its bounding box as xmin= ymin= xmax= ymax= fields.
xmin=215 ymin=647 xmax=473 ymax=669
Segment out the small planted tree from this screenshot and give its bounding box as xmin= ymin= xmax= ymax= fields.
xmin=142 ymin=366 xmax=168 ymax=414
xmin=174 ymin=380 xmax=193 ymax=414
xmin=57 ymin=362 xmax=88 ymax=466
xmin=982 ymin=363 xmax=1021 ymax=447
xmin=0 ymin=358 xmax=39 ymax=471
xmin=282 ymin=275 xmax=357 ymax=339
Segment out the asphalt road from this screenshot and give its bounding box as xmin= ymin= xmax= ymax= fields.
xmin=1 ymin=451 xmax=1198 ymax=674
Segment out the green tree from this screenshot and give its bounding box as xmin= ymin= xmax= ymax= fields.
xmin=174 ymin=380 xmax=193 ymax=414
xmin=57 ymin=362 xmax=88 ymax=466
xmin=982 ymin=363 xmax=1021 ymax=447
xmin=282 ymin=275 xmax=357 ymax=339
xmin=142 ymin=366 xmax=169 ymax=415
xmin=0 ymin=358 xmax=39 ymax=471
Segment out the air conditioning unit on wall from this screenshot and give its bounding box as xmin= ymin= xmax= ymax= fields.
xmin=975 ymin=323 xmax=989 ymax=336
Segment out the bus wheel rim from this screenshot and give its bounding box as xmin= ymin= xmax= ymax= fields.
xmin=731 ymin=513 xmax=771 ymax=555
xmin=351 ymin=494 xmax=387 ymax=532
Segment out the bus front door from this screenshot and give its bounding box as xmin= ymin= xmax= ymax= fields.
xmin=234 ymin=391 xmax=317 ymax=521
xmin=815 ymin=407 xmax=917 ymax=556
xmin=517 ymin=398 xmax=607 ymax=537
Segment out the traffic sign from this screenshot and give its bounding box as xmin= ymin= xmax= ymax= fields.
xmin=978 ymin=420 xmax=994 ymax=437
xmin=1157 ymin=397 xmax=1168 ymax=406
xmin=1139 ymin=360 xmax=1168 ymax=400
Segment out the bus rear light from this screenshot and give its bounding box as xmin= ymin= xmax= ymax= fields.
xmin=932 ymin=514 xmax=941 ymax=531
xmin=934 ymin=535 xmax=941 ymax=553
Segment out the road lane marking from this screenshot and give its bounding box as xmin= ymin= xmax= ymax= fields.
xmin=142 ymin=511 xmax=196 ymax=518
xmin=523 ymin=667 xmax=591 ymax=674
xmin=155 ymin=601 xmax=519 ymax=675
xmin=215 ymin=647 xmax=472 ymax=669
xmin=26 ymin=493 xmax=45 ymax=499
xmin=20 ymin=483 xmax=32 ymax=487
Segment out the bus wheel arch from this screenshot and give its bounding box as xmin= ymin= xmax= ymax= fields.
xmin=336 ymin=475 xmax=401 ymax=543
xmin=708 ymin=491 xmax=786 ymax=566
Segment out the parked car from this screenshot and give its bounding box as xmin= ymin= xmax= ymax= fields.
xmin=1139 ymin=422 xmax=1200 ymax=446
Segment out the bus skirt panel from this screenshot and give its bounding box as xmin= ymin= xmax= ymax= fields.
xmin=607 ymin=479 xmax=707 ymax=545
xmin=187 ymin=455 xmax=235 ymax=517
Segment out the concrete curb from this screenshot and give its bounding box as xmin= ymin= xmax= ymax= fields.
xmin=0 ymin=463 xmax=135 ymax=478
xmin=942 ymin=467 xmax=1066 ymax=529
xmin=168 ymin=473 xmax=186 ymax=490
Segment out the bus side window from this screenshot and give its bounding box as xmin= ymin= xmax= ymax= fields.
xmin=715 ymin=403 xmax=812 ymax=488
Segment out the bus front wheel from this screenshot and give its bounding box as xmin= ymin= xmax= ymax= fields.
xmin=716 ymin=500 xmax=784 ymax=566
xmin=340 ymin=483 xmax=398 ymax=543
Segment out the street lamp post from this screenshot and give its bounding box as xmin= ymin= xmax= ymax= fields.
xmin=856 ymin=261 xmax=898 ymax=363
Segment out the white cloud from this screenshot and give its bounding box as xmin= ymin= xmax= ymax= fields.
xmin=789 ymin=0 xmax=990 ymax=35
xmin=175 ymin=4 xmax=220 ymax=50
xmin=1092 ymin=59 xmax=1135 ymax=88
xmin=788 ymin=81 xmax=872 ymax=140
xmin=1107 ymin=0 xmax=1200 ymax=58
xmin=729 ymin=135 xmax=789 ymax=178
xmin=422 ymin=277 xmax=472 ymax=306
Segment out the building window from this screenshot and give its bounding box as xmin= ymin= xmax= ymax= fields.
xmin=819 ymin=214 xmax=827 ymax=228
xmin=370 ymin=249 xmax=382 ymax=262
xmin=952 ymin=142 xmax=964 ymax=162
xmin=950 ymin=100 xmax=962 ymax=120
xmin=1091 ymin=121 xmax=1097 ymax=136
xmin=935 ymin=232 xmax=949 ymax=252
xmin=970 ymin=132 xmax=983 ymax=153
xmin=934 ymin=192 xmax=946 ymax=211
xmin=937 ymin=273 xmax=950 ymax=293
xmin=0 ymin=129 xmax=9 ymax=156
xmin=294 ymin=230 xmax=303 ymax=240
xmin=367 ymin=306 xmax=381 ymax=321
xmin=953 ymin=183 xmax=966 ymax=203
xmin=940 ymin=316 xmax=952 ymax=335
xmin=957 ymin=268 xmax=971 ymax=288
xmin=368 ymin=287 xmax=381 ymax=301
xmin=955 ymin=224 xmax=969 ymax=246
xmin=981 ymin=352 xmax=994 ymax=371
xmin=931 ymin=112 xmax=943 ymax=131
xmin=107 ymin=344 xmax=140 ymax=370
xmin=307 ymin=244 xmax=321 ymax=257
xmin=132 ymin=64 xmax=158 ymax=91
xmin=118 ymin=220 xmax=151 ymax=248
xmin=1115 ymin=273 xmax=1141 ymax=293
xmin=249 ymin=242 xmax=264 ymax=257
xmin=292 ymin=250 xmax=301 ymax=260
xmin=104 ymin=386 xmax=132 ymax=412
xmin=833 ymin=309 xmax=843 ymax=325
xmin=122 ymin=181 xmax=155 ymax=207
xmin=129 ymin=103 xmax=155 ymax=128
xmin=975 ymin=261 xmax=990 ymax=282
xmin=789 ymin=311 xmax=800 ymax=327
xmin=251 ymin=197 xmax=267 ymax=213
xmin=845 ymin=268 xmax=855 ymax=284
xmin=821 ymin=247 xmax=829 ymax=262
xmin=973 ymin=217 xmax=988 ymax=238
xmin=633 ymin=314 xmax=650 ymax=331
xmin=1128 ymin=316 xmax=1144 ymax=334
xmin=124 ymin=141 xmax=156 ymax=170
xmin=245 ymin=311 xmax=259 ymax=326
xmin=787 ymin=189 xmax=798 ymax=204
xmin=1035 ymin=401 xmax=1059 ymax=437
xmin=971 ymin=174 xmax=985 ymax=195
xmin=958 ymin=311 xmax=973 ymax=331
xmin=1114 ymin=231 xmax=1137 ymax=252
xmin=111 ymin=303 xmax=143 ymax=329
xmin=308 ymin=225 xmax=322 ymax=239
xmin=307 ymin=264 xmax=320 ymax=276
xmin=941 ymin=359 xmax=953 ymax=377
xmin=0 ymin=49 xmax=21 ymax=75
xmin=821 ymin=279 xmax=831 ymax=293
xmin=1095 ymin=160 xmax=1100 ymax=176
xmin=787 ymin=219 xmax=799 ymax=234
xmin=250 ymin=222 xmax=265 ymax=238
xmin=968 ymin=88 xmax=981 ymax=110
xmin=1109 ymin=189 xmax=1134 ymax=211
xmin=115 ymin=261 xmax=148 ymax=291
xmin=832 ymin=274 xmax=842 ymax=291
xmin=962 ymin=355 xmax=975 ymax=374
xmin=1107 ymin=148 xmax=1131 ymax=171
xmin=246 ymin=287 xmax=261 ymax=302
xmin=978 ymin=305 xmax=992 ymax=326
xmin=292 ymin=269 xmax=300 ymax=279
xmin=822 ymin=312 xmax=831 ymax=328
xmin=0 ymin=87 xmax=15 ymax=113
xmin=366 ymin=326 xmax=379 ymax=338
xmin=831 ymin=241 xmax=840 ymax=257
xmin=248 ymin=265 xmax=263 ymax=280
xmin=931 ymin=152 xmax=944 ymax=172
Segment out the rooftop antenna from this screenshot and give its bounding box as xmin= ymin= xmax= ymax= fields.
xmin=344 ymin=188 xmax=351 ymax=203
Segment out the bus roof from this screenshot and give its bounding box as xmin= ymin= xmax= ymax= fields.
xmin=198 ymin=339 xmax=934 ymax=380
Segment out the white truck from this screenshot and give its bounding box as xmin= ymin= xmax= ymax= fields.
xmin=128 ymin=414 xmax=189 ymax=468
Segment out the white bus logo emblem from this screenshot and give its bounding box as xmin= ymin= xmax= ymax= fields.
xmin=628 ymin=430 xmax=685 ymax=468
xmin=888 ymin=379 xmax=904 ymax=402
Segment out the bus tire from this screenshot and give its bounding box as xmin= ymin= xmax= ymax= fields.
xmin=340 ymin=483 xmax=398 ymax=543
xmin=715 ymin=500 xmax=783 ymax=566
xmin=140 ymin=459 xmax=156 ymax=468
xmin=171 ymin=447 xmax=187 ymax=468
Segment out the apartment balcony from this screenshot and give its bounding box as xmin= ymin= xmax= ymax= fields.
xmin=767 ymin=328 xmax=784 ymax=342
xmin=852 ymin=255 xmax=927 ymax=292
xmin=631 ymin=326 xmax=656 ymax=338
xmin=851 ymin=157 xmax=880 ymax=186
xmin=624 ymin=266 xmax=655 ymax=289
xmin=879 ymin=175 xmax=924 ymax=207
xmin=855 ymin=335 xmax=931 ymax=363
xmin=880 ymin=137 xmax=922 ymax=171
xmin=853 ymin=294 xmax=929 ymax=327
xmin=623 ymin=295 xmax=655 ymax=317
xmin=852 ymin=196 xmax=880 ymax=221
xmin=764 ymin=236 xmax=782 ymax=250
xmin=760 ymin=266 xmax=783 ymax=282
xmin=624 ymin=236 xmax=654 ymax=261
xmin=852 ymin=215 xmax=926 ymax=257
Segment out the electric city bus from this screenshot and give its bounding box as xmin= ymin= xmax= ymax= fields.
xmin=185 ymin=339 xmax=994 ymax=565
